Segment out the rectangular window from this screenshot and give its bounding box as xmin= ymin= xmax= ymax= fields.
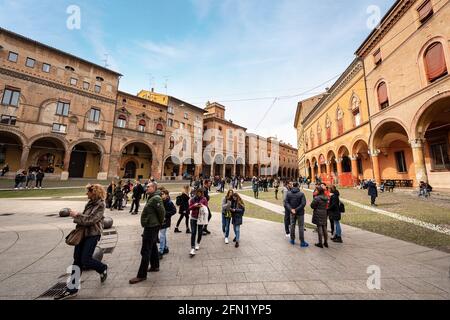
xmin=89 ymin=108 xmax=101 ymax=123
xmin=168 ymin=106 xmax=174 ymax=114
xmin=94 ymin=85 xmax=101 ymax=93
xmin=26 ymin=57 xmax=35 ymax=68
xmin=373 ymin=49 xmax=382 ymax=66
xmin=418 ymin=0 xmax=433 ymax=23
xmin=42 ymin=63 xmax=51 ymax=73
xmin=56 ymin=101 xmax=70 ymax=116
xmin=52 ymin=123 xmax=67 ymax=133
xmin=430 ymin=142 xmax=450 ymax=170
xmin=0 ymin=115 xmax=17 ymax=125
xmin=83 ymin=82 xmax=90 ymax=90
xmin=167 ymin=119 xmax=173 ymax=127
xmin=8 ymin=52 xmax=18 ymax=63
xmin=1 ymin=89 xmax=20 ymax=107
xmin=395 ymin=151 xmax=408 ymax=173
xmin=70 ymin=78 xmax=78 ymax=86
xmin=184 ymin=112 xmax=189 ymax=119
xmin=180 ymin=122 xmax=185 ymax=130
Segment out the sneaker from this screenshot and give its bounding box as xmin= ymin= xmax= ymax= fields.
xmin=235 ymin=242 xmax=239 ymax=248
xmin=300 ymin=242 xmax=309 ymax=248
xmin=100 ymin=266 xmax=108 ymax=283
xmin=233 ymin=238 xmax=236 ymax=243
xmin=225 ymin=238 xmax=229 ymax=244
xmin=190 ymin=249 xmax=196 ymax=256
xmin=163 ymin=248 xmax=169 ymax=255
xmin=285 ymin=234 xmax=290 ymax=238
xmin=332 ymin=237 xmax=343 ymax=243
xmin=315 ymin=243 xmax=324 ymax=248
xmin=290 ymin=239 xmax=295 ymax=245
xmin=195 ymin=244 xmax=200 ymax=251
xmin=324 ymin=242 xmax=329 ymax=248
xmin=54 ymin=289 xmax=78 ymax=300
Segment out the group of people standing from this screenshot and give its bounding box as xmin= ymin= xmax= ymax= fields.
xmin=283 ymin=181 xmax=344 ymax=250
xmin=13 ymin=168 xmax=45 ymax=189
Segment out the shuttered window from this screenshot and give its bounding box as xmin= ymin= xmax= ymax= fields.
xmin=377 ymin=82 xmax=389 ymax=109
xmin=418 ymin=0 xmax=433 ymax=23
xmin=424 ymin=42 xmax=448 ymax=82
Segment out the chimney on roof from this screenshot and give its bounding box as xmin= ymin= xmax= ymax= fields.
xmin=151 ymin=88 xmax=154 ymax=93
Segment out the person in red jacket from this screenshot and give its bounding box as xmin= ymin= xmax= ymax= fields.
xmin=188 ymin=188 xmax=208 ymax=257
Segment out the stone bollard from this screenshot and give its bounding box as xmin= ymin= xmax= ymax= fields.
xmin=59 ymin=208 xmax=71 ymax=217
xmin=103 ymin=217 xmax=114 ymax=230
xmin=93 ymin=246 xmax=104 ymax=262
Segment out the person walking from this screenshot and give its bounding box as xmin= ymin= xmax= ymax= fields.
xmin=367 ymin=180 xmax=378 ymax=206
xmin=54 ymin=184 xmax=108 ymax=300
xmin=35 ymin=170 xmax=44 ymax=189
xmin=274 ymin=179 xmax=280 ymax=200
xmin=106 ymin=181 xmax=115 ymax=209
xmin=188 ymin=188 xmax=208 ymax=256
xmin=222 ymin=190 xmax=234 ymax=244
xmin=159 ymin=188 xmax=177 ymax=259
xmin=328 ymin=185 xmax=343 ymax=243
xmin=230 ymin=193 xmax=245 ymax=248
xmin=113 ymin=181 xmax=124 ymax=211
xmin=202 ymin=180 xmax=213 ymax=235
xmin=311 ymin=186 xmax=329 ymax=249
xmin=252 ymin=177 xmax=259 ymax=199
xmin=175 ymin=185 xmax=191 ymax=233
xmin=130 ymin=180 xmax=145 ymax=214
xmin=285 ymin=182 xmax=308 ymax=248
xmin=129 ymin=182 xmax=165 ymax=284
xmin=282 ymin=182 xmax=291 ymax=237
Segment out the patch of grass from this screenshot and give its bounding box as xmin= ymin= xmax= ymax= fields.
xmin=238 ymin=188 xmax=450 ymax=252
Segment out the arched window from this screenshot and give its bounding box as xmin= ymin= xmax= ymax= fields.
xmin=351 ymin=94 xmax=362 ymax=127
xmin=156 ymin=123 xmax=163 ymax=135
xmin=336 ymin=107 xmax=344 ymax=135
xmin=424 ymin=42 xmax=448 ymax=83
xmin=317 ymin=124 xmax=322 ymax=146
xmin=169 ymin=136 xmax=175 ymax=149
xmin=117 ymin=115 xmax=127 ymax=128
xmin=325 ymin=116 xmax=332 ymax=141
xmin=182 ymin=139 xmax=187 ymax=152
xmin=377 ymin=82 xmax=389 ymax=110
xmin=138 ymin=119 xmax=146 ymax=132
xmin=310 ymin=131 xmax=315 ymax=149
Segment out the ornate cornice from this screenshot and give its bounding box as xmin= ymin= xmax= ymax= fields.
xmin=356 ymin=0 xmax=417 ymax=57
xmin=302 ymin=59 xmax=363 ymax=126
xmin=0 ymin=67 xmax=117 ymax=105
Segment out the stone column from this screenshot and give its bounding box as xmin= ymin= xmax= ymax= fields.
xmin=210 ymin=164 xmax=214 ymax=178
xmin=336 ymin=158 xmax=342 ymax=186
xmin=371 ymin=151 xmax=381 ymax=185
xmin=350 ymin=156 xmax=358 ymax=186
xmin=410 ymin=139 xmax=428 ymax=186
xmin=179 ymin=162 xmax=184 ymax=181
xmin=20 ymin=146 xmax=30 ymax=170
xmin=60 ymin=150 xmax=72 ymax=181
xmin=222 ymin=164 xmax=226 ymax=178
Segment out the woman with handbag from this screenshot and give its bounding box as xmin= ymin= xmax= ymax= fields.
xmin=55 ymin=184 xmax=108 ymax=300
xmin=329 ymin=185 xmax=343 ymax=243
xmin=174 ymin=185 xmax=191 ymax=234
xmin=222 ymin=190 xmax=234 ymax=244
xmin=188 ymin=188 xmax=208 ymax=257
xmin=230 ymin=193 xmax=245 ymax=248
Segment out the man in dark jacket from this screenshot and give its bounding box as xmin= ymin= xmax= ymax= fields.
xmin=130 ymin=180 xmax=145 ymax=214
xmin=367 ymin=180 xmax=378 ymax=206
xmin=285 ymin=182 xmax=308 ymax=247
xmin=129 ymin=182 xmax=165 ymax=284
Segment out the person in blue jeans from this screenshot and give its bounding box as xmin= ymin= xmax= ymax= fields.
xmin=230 ymin=193 xmax=245 ymax=248
xmin=222 ymin=190 xmax=234 ymax=244
xmin=159 ymin=188 xmax=177 ymax=259
xmin=285 ymin=182 xmax=308 ymax=248
xmin=328 ymin=185 xmax=343 ymax=243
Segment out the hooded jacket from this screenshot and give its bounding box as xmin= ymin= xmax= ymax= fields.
xmin=141 ymin=190 xmax=165 ymax=228
xmin=284 ymin=188 xmax=307 ymax=215
xmin=311 ymin=195 xmax=329 ymax=226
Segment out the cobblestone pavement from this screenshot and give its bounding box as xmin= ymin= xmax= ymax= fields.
xmin=0 ymin=199 xmax=449 ymax=300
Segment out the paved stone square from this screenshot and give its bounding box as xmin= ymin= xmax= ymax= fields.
xmin=0 ymin=198 xmax=449 ymax=300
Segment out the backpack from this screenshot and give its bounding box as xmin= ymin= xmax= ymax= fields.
xmin=339 ymin=201 xmax=345 ymax=213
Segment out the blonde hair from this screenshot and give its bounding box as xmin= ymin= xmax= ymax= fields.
xmin=86 ymin=184 xmax=106 ymax=201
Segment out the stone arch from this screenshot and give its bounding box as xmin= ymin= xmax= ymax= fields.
xmin=69 ymin=139 xmax=106 ymax=156
xmin=0 ymin=126 xmax=28 ymax=147
xmin=370 ymin=118 xmax=410 ymax=151
xmin=225 ymin=155 xmax=236 ymax=165
xmin=411 ymin=90 xmax=450 ymax=140
xmin=28 ymin=133 xmax=69 ymax=152
xmin=121 ymin=139 xmax=157 ymax=165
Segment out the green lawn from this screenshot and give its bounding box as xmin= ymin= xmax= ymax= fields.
xmin=238 ymin=189 xmax=450 ymax=252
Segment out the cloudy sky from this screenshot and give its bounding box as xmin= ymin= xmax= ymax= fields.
xmin=0 ymin=0 xmax=393 ymax=146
